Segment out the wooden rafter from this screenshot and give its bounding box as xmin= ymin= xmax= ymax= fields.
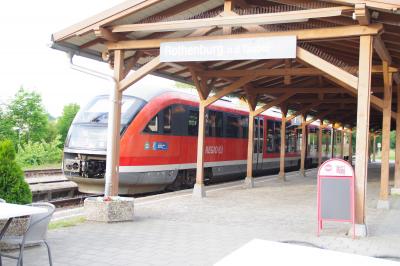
xmin=296 ymin=47 xmax=359 ymax=90
xmin=107 ymin=24 xmax=383 ymax=50
xmin=119 ymin=56 xmax=161 ymax=92
xmin=111 ymin=6 xmax=353 ymax=33
xmin=254 ymin=92 xmax=295 ymax=116
xmin=374 ymin=35 xmax=392 ymax=65
xmin=204 ymin=75 xmax=255 ymax=107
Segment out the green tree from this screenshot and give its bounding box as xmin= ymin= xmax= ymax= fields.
xmin=56 ymin=103 xmax=80 ymax=146
xmin=7 ymin=88 xmax=49 ymax=144
xmin=0 ymin=108 xmax=17 ymax=144
xmin=0 ymin=140 xmax=32 ymax=204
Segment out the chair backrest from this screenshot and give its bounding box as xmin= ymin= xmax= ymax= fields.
xmin=0 ymin=198 xmax=5 ymax=203
xmin=24 ymin=203 xmax=55 ymax=242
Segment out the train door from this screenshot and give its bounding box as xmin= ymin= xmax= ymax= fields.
xmin=253 ymin=117 xmax=264 ymax=170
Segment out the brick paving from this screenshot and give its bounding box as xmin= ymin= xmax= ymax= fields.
xmin=1 ymin=163 xmax=399 ymax=265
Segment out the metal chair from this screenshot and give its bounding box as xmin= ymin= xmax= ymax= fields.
xmin=0 ymin=203 xmax=55 ymax=266
xmin=0 ymin=199 xmax=5 ymax=203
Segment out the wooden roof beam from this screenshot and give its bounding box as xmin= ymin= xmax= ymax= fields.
xmin=119 ymin=56 xmax=161 ymax=92
xmin=107 ymin=24 xmax=383 ymax=50
xmin=94 ymin=27 xmax=120 ymax=42
xmin=204 ymin=75 xmax=255 ymax=107
xmin=254 ymin=92 xmax=295 ymax=116
xmin=287 ymin=102 xmax=323 ymax=122
xmin=250 ymin=87 xmax=348 ymax=95
xmin=297 ymin=46 xmax=359 ymax=90
xmin=111 ymin=6 xmax=353 ymax=33
xmin=374 ymin=35 xmax=392 ymax=65
xmin=305 ymin=108 xmax=339 ymax=126
xmin=353 ymin=3 xmax=370 ymax=26
xmin=200 ymin=66 xmax=395 ymax=79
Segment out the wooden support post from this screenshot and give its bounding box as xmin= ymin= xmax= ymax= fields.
xmin=348 ymin=130 xmax=353 ymax=165
xmin=300 ymin=114 xmax=307 ymax=177
xmin=105 ymin=50 xmax=124 ymax=196
xmin=354 ymin=35 xmax=373 ymax=233
xmin=244 ymin=91 xmax=257 ymax=188
xmin=279 ymin=105 xmax=288 ymax=180
xmin=378 ymin=61 xmax=392 ymax=209
xmin=372 ymin=133 xmax=377 ymax=162
xmin=331 ymin=129 xmax=335 ymax=158
xmin=194 ymin=101 xmax=207 ymax=198
xmin=340 ymin=128 xmax=345 ymax=159
xmin=245 ymin=111 xmax=255 ymax=188
xmin=392 ymin=83 xmax=400 ymax=195
xmin=318 ymin=121 xmax=323 ymax=166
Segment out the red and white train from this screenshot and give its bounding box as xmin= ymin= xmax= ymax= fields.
xmin=63 ymin=88 xmax=345 ymax=194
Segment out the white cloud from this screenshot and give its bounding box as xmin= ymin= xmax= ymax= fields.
xmin=0 ymin=0 xmax=174 ymax=117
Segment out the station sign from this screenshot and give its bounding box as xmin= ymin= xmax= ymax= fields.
xmin=160 ymin=36 xmax=297 ymax=62
xmin=317 ymin=158 xmax=355 ymax=238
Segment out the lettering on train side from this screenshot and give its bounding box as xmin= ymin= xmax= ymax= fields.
xmin=205 ymin=145 xmax=224 ymax=155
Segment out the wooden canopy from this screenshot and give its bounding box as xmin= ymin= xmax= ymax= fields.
xmin=52 ymin=0 xmax=400 ymax=233
xmin=52 ymin=0 xmax=400 ymax=129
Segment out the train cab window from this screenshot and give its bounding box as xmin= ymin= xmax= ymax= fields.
xmin=144 ymin=115 xmax=159 ymax=133
xmin=188 ymin=110 xmax=199 ymax=136
xmin=226 ymin=115 xmax=240 ymax=138
xmin=266 ymin=120 xmax=274 ymax=153
xmin=163 ymin=106 xmax=172 ymax=134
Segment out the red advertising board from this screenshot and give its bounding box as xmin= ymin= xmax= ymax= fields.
xmin=317 ymin=159 xmax=355 ymax=238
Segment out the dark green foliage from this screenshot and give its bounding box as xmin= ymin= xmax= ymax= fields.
xmin=0 ymin=140 xmax=32 ymax=204
xmin=56 ymin=103 xmax=80 ymax=147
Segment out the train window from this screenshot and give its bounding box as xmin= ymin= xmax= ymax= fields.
xmin=308 ymin=127 xmax=318 ymax=156
xmin=259 ymin=119 xmax=264 ymax=138
xmin=188 ymin=110 xmax=199 ymax=136
xmin=144 ymin=115 xmax=159 ymax=133
xmin=286 ymin=125 xmax=297 ymax=153
xmin=163 ymin=106 xmax=172 ymax=134
xmin=241 ymin=116 xmax=249 ymax=139
xmin=206 ymin=110 xmax=223 ymax=137
xmin=266 ymin=120 xmax=274 ymax=153
xmin=274 ymin=121 xmax=281 ymax=153
xmin=226 ymin=115 xmax=240 ymax=138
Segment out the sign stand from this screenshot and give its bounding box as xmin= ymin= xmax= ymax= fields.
xmin=317 ymin=159 xmax=355 ymax=238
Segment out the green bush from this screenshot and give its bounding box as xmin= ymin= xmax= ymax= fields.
xmin=16 ymin=135 xmax=63 ymax=167
xmin=0 ymin=140 xmax=32 ymax=204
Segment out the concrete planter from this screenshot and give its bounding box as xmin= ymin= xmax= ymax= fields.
xmin=0 ymin=217 xmax=29 ymax=250
xmin=84 ymin=197 xmax=134 ymax=223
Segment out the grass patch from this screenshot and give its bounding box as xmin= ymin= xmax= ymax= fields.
xmin=375 ymin=149 xmax=395 ymax=161
xmin=49 ymin=216 xmax=86 ymax=230
xmin=22 ymin=163 xmax=61 ymax=171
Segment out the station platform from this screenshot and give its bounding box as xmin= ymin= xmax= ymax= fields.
xmin=2 ymin=163 xmax=399 ymax=266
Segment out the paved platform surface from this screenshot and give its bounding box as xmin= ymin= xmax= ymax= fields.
xmin=2 ymin=163 xmax=399 ymax=265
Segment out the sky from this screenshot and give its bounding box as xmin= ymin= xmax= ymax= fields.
xmin=0 ymin=0 xmax=175 ymax=117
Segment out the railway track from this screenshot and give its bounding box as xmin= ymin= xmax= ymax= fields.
xmin=49 ymin=195 xmax=95 ymax=208
xmin=24 ymin=168 xmax=62 ymax=178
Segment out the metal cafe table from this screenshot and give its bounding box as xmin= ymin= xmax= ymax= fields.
xmin=0 ymin=203 xmax=47 ymax=240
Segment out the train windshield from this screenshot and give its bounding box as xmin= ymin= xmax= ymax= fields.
xmin=66 ymin=95 xmax=145 ymax=150
xmin=73 ymin=95 xmax=144 ymax=125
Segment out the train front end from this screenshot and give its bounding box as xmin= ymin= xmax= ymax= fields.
xmin=62 ymin=95 xmax=145 ymax=194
